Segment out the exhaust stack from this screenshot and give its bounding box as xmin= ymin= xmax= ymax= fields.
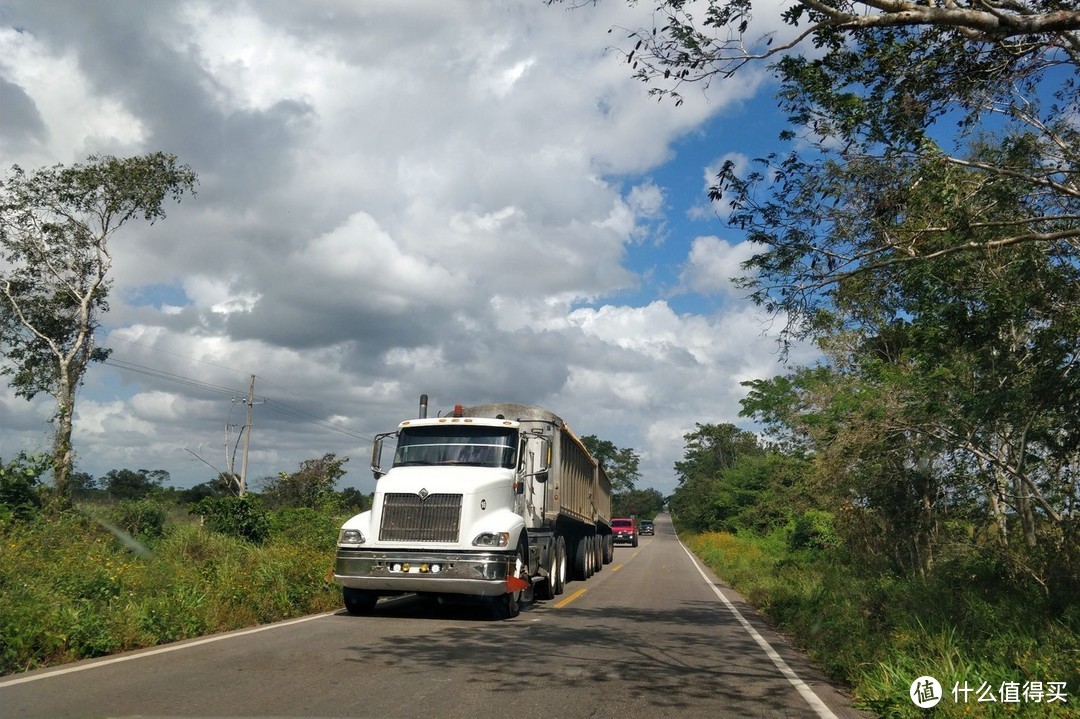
xmin=419 ymin=394 xmax=429 ymax=419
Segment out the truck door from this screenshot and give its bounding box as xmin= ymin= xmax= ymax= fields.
xmin=519 ymin=434 xmax=549 ymax=527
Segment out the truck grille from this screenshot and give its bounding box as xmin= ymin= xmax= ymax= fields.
xmin=379 ymin=493 xmax=462 ymax=542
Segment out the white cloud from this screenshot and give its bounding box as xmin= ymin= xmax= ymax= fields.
xmin=0 ymin=27 xmax=146 ymax=166
xmin=0 ymin=0 xmax=812 ymax=496
xmin=680 ymin=235 xmax=760 ymax=296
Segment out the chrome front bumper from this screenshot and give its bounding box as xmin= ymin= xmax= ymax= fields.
xmin=334 ymin=548 xmax=515 ymax=597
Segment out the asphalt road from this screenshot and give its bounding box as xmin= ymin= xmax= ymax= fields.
xmin=1 ymin=514 xmax=870 ymax=718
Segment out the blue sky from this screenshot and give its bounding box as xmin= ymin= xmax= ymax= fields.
xmin=0 ymin=0 xmax=817 ymax=496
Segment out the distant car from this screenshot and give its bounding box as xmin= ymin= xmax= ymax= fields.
xmin=611 ymin=517 xmax=638 ymax=547
xmin=638 ymin=519 xmax=654 ymax=536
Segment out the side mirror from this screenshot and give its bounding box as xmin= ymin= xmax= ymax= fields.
xmin=519 ymin=435 xmax=551 ymax=479
xmin=371 ymin=431 xmax=395 ymax=479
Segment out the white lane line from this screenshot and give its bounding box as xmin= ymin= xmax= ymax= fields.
xmin=0 ymin=612 xmax=335 ymax=687
xmin=677 ymin=540 xmax=840 ymax=719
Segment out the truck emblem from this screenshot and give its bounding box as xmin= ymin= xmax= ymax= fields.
xmin=417 ymin=488 xmax=430 ymax=500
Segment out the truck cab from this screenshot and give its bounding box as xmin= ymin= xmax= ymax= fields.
xmin=335 ymin=412 xmax=548 ymax=617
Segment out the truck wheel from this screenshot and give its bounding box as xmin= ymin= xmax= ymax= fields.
xmin=592 ymin=534 xmax=603 ymax=573
xmin=490 ymin=541 xmax=526 ymax=620
xmin=573 ymin=538 xmax=589 ymax=581
xmin=554 ymin=536 xmax=567 ymax=595
xmin=603 ymin=535 xmax=614 ymax=564
xmin=343 ymin=587 xmax=378 ymax=615
xmin=538 ymin=540 xmax=558 ymax=600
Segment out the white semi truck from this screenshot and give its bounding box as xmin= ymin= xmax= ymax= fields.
xmin=334 ymin=396 xmax=613 ymax=619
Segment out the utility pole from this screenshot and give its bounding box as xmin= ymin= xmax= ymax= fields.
xmin=239 ymin=374 xmax=255 ymax=496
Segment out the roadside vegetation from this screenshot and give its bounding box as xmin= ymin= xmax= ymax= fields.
xmin=669 ymin=425 xmax=1079 ymax=718
xmin=682 ymin=528 xmax=1078 ymax=718
xmin=0 ymin=452 xmax=367 ymax=676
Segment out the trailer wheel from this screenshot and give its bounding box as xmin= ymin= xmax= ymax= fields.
xmin=585 ymin=536 xmax=595 ymax=578
xmin=554 ymin=536 xmax=567 ymax=595
xmin=603 ymin=535 xmax=614 ymax=564
xmin=592 ymin=534 xmax=603 ymax=573
xmin=573 ymin=537 xmax=589 ymax=581
xmin=343 ymin=587 xmax=378 ymax=615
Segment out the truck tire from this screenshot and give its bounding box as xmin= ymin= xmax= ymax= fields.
xmin=490 ymin=541 xmax=526 ymax=620
xmin=343 ymin=587 xmax=378 ymax=615
xmin=554 ymin=536 xmax=567 ymax=595
xmin=592 ymin=534 xmax=603 ymax=573
xmin=538 ymin=539 xmax=559 ymax=600
xmin=573 ymin=537 xmax=589 ymax=581
xmin=603 ymin=535 xmax=614 ymax=564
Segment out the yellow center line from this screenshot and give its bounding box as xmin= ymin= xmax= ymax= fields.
xmin=610 ymin=563 xmax=624 ymax=572
xmin=554 ymin=587 xmax=588 ymax=608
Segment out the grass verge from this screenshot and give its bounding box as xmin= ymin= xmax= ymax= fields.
xmin=684 ymin=530 xmax=1080 ymax=718
xmin=0 ymin=508 xmax=343 ymax=675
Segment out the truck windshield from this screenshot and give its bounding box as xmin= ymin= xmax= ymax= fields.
xmin=393 ymin=426 xmax=517 ymax=469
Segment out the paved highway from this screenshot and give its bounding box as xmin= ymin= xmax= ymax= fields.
xmin=1 ymin=514 xmax=869 ymax=718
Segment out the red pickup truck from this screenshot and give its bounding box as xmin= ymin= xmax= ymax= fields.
xmin=611 ymin=517 xmax=638 ymax=547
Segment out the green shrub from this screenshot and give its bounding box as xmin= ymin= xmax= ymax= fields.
xmin=267 ymin=507 xmax=339 ymax=549
xmin=0 ymin=452 xmax=50 ymax=520
xmin=788 ymin=509 xmax=839 ymax=551
xmin=112 ymin=499 xmax=167 ymax=538
xmin=192 ymin=494 xmax=270 ymax=543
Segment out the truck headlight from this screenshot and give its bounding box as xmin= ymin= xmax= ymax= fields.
xmin=338 ymin=529 xmax=365 ymax=545
xmin=472 ymin=531 xmax=510 ymax=547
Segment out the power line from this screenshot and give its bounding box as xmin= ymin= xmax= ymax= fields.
xmin=101 ymin=355 xmax=377 ymax=443
xmin=106 ymin=334 xmax=254 ymax=378
xmin=261 ymin=399 xmax=376 ymax=442
xmin=102 ymin=358 xmax=240 ymax=398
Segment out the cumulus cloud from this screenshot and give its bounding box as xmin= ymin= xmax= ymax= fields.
xmin=680 ymin=235 xmax=760 ymax=297
xmin=0 ymin=0 xmax=808 ymax=495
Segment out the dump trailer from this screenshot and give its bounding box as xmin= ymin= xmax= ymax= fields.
xmin=334 ymin=396 xmax=612 ymax=619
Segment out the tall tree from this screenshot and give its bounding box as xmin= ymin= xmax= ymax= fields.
xmin=668 ymin=423 xmax=768 ymax=530
xmin=580 ymin=434 xmax=641 ymax=493
xmin=261 ymin=453 xmax=349 ymax=509
xmin=103 ymin=468 xmax=170 ymax=500
xmin=612 ymin=487 xmax=665 ymax=518
xmin=0 ymin=153 xmax=197 ymax=498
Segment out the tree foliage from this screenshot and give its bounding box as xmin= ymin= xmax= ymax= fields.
xmin=739 ymin=222 xmax=1080 ymax=588
xmin=556 ymin=0 xmax=1079 ymax=340
xmin=102 ymin=468 xmax=170 ymax=501
xmin=0 ymin=153 xmax=197 ymax=498
xmin=260 ymin=453 xmax=349 ymax=509
xmin=612 ymin=487 xmax=665 ymax=518
xmin=580 ymin=434 xmax=641 ymax=493
xmin=666 ymin=423 xmax=805 ymax=532
xmin=0 ymin=452 xmax=51 ymax=519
